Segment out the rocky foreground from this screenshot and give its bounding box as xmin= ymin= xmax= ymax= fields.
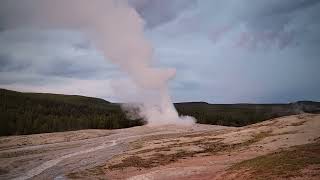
xmin=0 ymin=114 xmax=319 ymax=180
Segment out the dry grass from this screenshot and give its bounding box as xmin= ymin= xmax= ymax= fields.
xmin=226 ymin=142 xmax=320 ymax=180
xmin=289 ymin=121 xmax=307 ymax=126
xmin=273 ymin=130 xmax=299 ymax=136
xmin=107 ymin=131 xmax=275 ymax=170
xmin=239 ymin=131 xmax=272 ymax=146
xmin=108 ymin=150 xmax=198 ymax=170
xmin=67 ymin=165 xmax=106 ymax=179
xmin=133 ymin=137 xmax=221 ymax=154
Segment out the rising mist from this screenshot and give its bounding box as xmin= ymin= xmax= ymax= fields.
xmin=1 ymin=0 xmax=195 ymax=125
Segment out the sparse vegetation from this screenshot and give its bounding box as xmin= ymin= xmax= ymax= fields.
xmin=108 ymin=150 xmax=200 ymax=170
xmin=240 ymin=131 xmax=272 ymax=146
xmin=227 ymin=142 xmax=320 ymax=179
xmin=108 ymin=131 xmax=276 ymax=170
xmin=67 ymin=165 xmax=106 ymax=179
xmin=289 ymin=121 xmax=307 ymax=126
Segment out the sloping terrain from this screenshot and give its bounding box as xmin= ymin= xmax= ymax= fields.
xmin=0 ymin=88 xmax=143 ymax=136
xmin=103 ymin=114 xmax=320 ymax=180
xmin=0 ymin=114 xmax=319 ymax=179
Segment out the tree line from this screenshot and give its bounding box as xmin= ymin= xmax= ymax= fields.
xmin=1 ymin=89 xmax=319 ymax=136
xmin=0 ymin=89 xmax=143 ymax=136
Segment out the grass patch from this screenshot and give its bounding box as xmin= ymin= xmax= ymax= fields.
xmin=289 ymin=121 xmax=307 ymax=126
xmin=108 ymin=150 xmax=198 ymax=170
xmin=240 ymin=131 xmax=272 ymax=146
xmin=109 ymin=131 xmax=275 ymax=170
xmin=273 ymin=130 xmax=299 ymax=136
xmin=228 ymin=142 xmax=320 ymax=179
xmin=134 ymin=137 xmax=222 ymax=154
xmin=67 ymin=165 xmax=106 ymax=179
xmin=108 ymin=156 xmax=154 ymax=169
xmin=200 ymin=131 xmax=272 ymax=154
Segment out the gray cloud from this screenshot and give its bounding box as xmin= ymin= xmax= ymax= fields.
xmin=130 ymin=0 xmax=196 ymax=28
xmin=148 ymin=0 xmax=320 ymax=50
xmin=255 ymin=0 xmax=320 ymax=16
xmin=0 ymin=28 xmax=124 ymax=101
xmin=0 ymin=0 xmax=319 ymax=103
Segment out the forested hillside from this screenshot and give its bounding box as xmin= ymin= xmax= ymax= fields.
xmin=1 ymin=88 xmax=319 ymax=136
xmin=175 ymin=101 xmax=320 ymax=127
xmin=0 ymin=89 xmax=143 ymax=136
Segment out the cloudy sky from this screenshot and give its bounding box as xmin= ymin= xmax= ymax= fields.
xmin=0 ymin=0 xmax=319 ymax=103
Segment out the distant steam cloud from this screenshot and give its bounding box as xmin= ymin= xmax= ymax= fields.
xmin=1 ymin=0 xmax=194 ymax=125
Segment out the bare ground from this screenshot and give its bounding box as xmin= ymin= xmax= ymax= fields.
xmin=0 ymin=114 xmax=319 ymax=180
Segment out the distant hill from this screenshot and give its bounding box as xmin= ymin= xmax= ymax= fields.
xmin=174 ymin=101 xmax=320 ymax=126
xmin=1 ymin=88 xmax=319 ymax=136
xmin=0 ymin=89 xmax=143 ymax=136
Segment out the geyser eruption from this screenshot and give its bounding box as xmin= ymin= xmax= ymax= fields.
xmin=2 ymin=0 xmax=195 ymax=125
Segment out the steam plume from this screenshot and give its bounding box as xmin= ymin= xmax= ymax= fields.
xmin=2 ymin=0 xmax=195 ymax=125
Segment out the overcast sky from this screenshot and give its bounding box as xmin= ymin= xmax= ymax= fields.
xmin=0 ymin=0 xmax=320 ymax=103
